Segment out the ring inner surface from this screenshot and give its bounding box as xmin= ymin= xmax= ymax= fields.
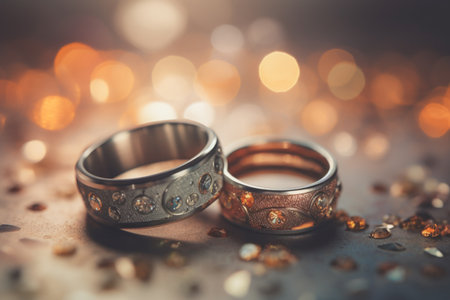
xmin=83 ymin=123 xmax=209 ymax=178
xmin=227 ymin=142 xmax=329 ymax=189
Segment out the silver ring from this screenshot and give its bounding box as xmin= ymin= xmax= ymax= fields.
xmin=76 ymin=121 xmax=225 ymax=227
xmin=219 ymin=138 xmax=341 ymax=234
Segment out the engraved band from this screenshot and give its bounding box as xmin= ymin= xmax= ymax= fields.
xmin=75 ymin=121 xmax=225 ymax=227
xmin=219 ymin=139 xmax=341 ymax=234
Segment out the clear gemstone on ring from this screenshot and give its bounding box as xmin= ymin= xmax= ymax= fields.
xmin=166 ymin=196 xmax=182 ymax=212
xmin=199 ymin=174 xmax=212 ymax=194
xmin=186 ymin=193 xmax=199 ymax=206
xmin=112 ymin=191 xmax=126 ymax=205
xmin=108 ymin=206 xmax=121 ymax=221
xmin=133 ymin=195 xmax=156 ymax=214
xmin=89 ymin=193 xmax=102 ymax=211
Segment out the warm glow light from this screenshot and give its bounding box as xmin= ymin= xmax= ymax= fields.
xmin=370 ymin=73 xmax=404 ymax=109
xmin=259 ymin=51 xmax=300 ymax=93
xmin=333 ymin=132 xmax=357 ymax=157
xmin=327 ymin=62 xmax=365 ymax=100
xmin=418 ymin=103 xmax=449 ymax=138
xmin=116 ymin=0 xmax=186 ymax=51
xmin=54 ymin=42 xmax=102 ymax=99
xmin=31 ymin=95 xmax=76 ymax=130
xmin=318 ymin=48 xmax=355 ymax=82
xmin=247 ymin=18 xmax=284 ymax=50
xmin=90 ymin=60 xmax=135 ymax=103
xmin=211 ymin=24 xmax=244 ymax=54
xmin=138 ymin=101 xmax=177 ymax=124
xmin=17 ymin=70 xmax=60 ymax=105
xmin=152 ymin=56 xmax=196 ymax=103
xmin=363 ymin=133 xmax=390 ymax=159
xmin=0 ymin=113 xmax=6 ymax=131
xmin=22 ymin=140 xmax=47 ymax=163
xmin=183 ymin=101 xmax=215 ymax=126
xmin=0 ymin=80 xmax=19 ymax=108
xmin=300 ymin=100 xmax=338 ymax=135
xmin=196 ymin=60 xmax=241 ymax=105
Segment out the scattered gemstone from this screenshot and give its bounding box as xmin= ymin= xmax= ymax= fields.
xmin=207 ymin=227 xmax=228 ymax=238
xmin=400 ymin=215 xmax=426 ymax=231
xmin=112 ymin=192 xmax=126 ymax=205
xmin=439 ymin=223 xmax=449 ymax=237
xmin=0 ymin=224 xmax=21 ymax=233
xmin=89 ymin=193 xmax=102 ymax=211
xmin=421 ymin=224 xmax=441 ymax=238
xmin=115 ymin=257 xmax=135 ymax=279
xmin=27 ymin=202 xmax=47 ymax=211
xmin=267 ymin=210 xmax=286 ymax=228
xmin=259 ymin=245 xmax=297 ymax=268
xmin=52 ymin=240 xmax=77 ymax=256
xmin=223 ymin=270 xmax=251 ymax=298
xmin=214 ymin=156 xmax=224 ymax=174
xmin=382 ymin=214 xmax=401 ymax=227
xmin=212 ymin=180 xmax=220 ymax=194
xmin=166 ymin=196 xmax=182 ymax=212
xmin=371 ymin=182 xmax=388 ymax=194
xmin=165 ymin=252 xmax=186 ymax=268
xmin=133 ymin=195 xmax=155 ymax=214
xmin=420 ymin=264 xmax=446 ymax=279
xmin=108 ymin=206 xmax=121 ymax=221
xmin=370 ymin=227 xmax=392 ymax=239
xmin=330 ymin=256 xmax=357 ymax=271
xmin=334 ymin=210 xmax=350 ymax=224
xmin=7 ymin=183 xmax=23 ymax=194
xmin=378 ymin=242 xmax=406 ymax=252
xmin=377 ymin=262 xmax=400 ymax=275
xmin=240 ymin=192 xmax=254 ymax=208
xmin=186 ymin=193 xmax=199 ymax=206
xmin=346 ymin=216 xmax=368 ymax=231
xmin=239 ymin=243 xmax=262 ymax=261
xmin=199 ymin=174 xmax=212 ymax=194
xmin=424 ymin=247 xmax=444 ymax=258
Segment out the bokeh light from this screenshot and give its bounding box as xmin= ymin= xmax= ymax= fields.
xmin=17 ymin=70 xmax=60 ymax=105
xmin=183 ymin=101 xmax=215 ymax=126
xmin=247 ymin=18 xmax=284 ymax=50
xmin=0 ymin=80 xmax=19 ymax=108
xmin=0 ymin=113 xmax=6 ymax=131
xmin=152 ymin=56 xmax=196 ymax=103
xmin=211 ymin=24 xmax=244 ymax=54
xmin=318 ymin=48 xmax=355 ymax=82
xmin=31 ymin=95 xmax=76 ymax=130
xmin=370 ymin=73 xmax=404 ymax=109
xmin=196 ymin=59 xmax=241 ymax=105
xmin=327 ymin=62 xmax=365 ymax=100
xmin=22 ymin=140 xmax=47 ymax=163
xmin=300 ymin=99 xmax=338 ymax=136
xmin=54 ymin=42 xmax=102 ymax=100
xmin=259 ymin=51 xmax=300 ymax=93
xmin=90 ymin=60 xmax=135 ymax=103
xmin=333 ymin=132 xmax=357 ymax=157
xmin=137 ymin=101 xmax=177 ymax=124
xmin=418 ymin=103 xmax=449 ymax=138
xmin=363 ymin=133 xmax=390 ymax=159
xmin=116 ymin=0 xmax=187 ymax=51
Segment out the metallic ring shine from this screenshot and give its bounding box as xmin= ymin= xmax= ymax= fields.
xmin=219 ymin=138 xmax=341 ymax=234
xmin=75 ymin=120 xmax=225 ymax=227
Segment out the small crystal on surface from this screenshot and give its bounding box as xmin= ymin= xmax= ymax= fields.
xmin=378 ymin=242 xmax=406 ymax=252
xmin=370 ymin=226 xmax=392 ymax=239
xmin=212 ymin=180 xmax=220 ymax=194
xmin=27 ymin=202 xmax=47 ymax=211
xmin=421 ymin=264 xmax=446 ymax=279
xmin=346 ymin=216 xmax=367 ymax=231
xmin=223 ymin=270 xmax=251 ymax=298
xmin=240 ymin=192 xmax=254 ymax=208
xmin=0 ymin=224 xmax=21 ymax=233
xmin=421 ymin=224 xmax=440 ymax=238
xmin=400 ymin=215 xmax=426 ymax=231
xmin=207 ymin=227 xmax=228 ymax=238
xmin=52 ymin=240 xmax=77 ymax=256
xmin=385 ymin=266 xmax=406 ymax=282
xmin=239 ymin=243 xmax=262 ymax=261
xmin=424 ymin=247 xmax=444 ymax=258
xmin=330 ymin=256 xmax=357 ymax=271
xmin=260 ymin=244 xmax=297 ymax=268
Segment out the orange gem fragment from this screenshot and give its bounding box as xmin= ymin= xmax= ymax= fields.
xmin=346 ymin=216 xmax=367 ymax=231
xmin=421 ymin=224 xmax=441 ymax=238
xmin=240 ymin=192 xmax=254 ymax=208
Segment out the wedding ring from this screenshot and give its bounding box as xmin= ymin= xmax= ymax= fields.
xmin=76 ymin=121 xmax=225 ymax=227
xmin=219 ymin=138 xmax=341 ymax=234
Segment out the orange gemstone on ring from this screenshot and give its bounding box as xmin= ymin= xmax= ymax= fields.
xmin=240 ymin=192 xmax=254 ymax=208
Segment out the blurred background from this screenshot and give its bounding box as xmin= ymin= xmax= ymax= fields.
xmin=0 ymin=1 xmax=449 ymax=299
